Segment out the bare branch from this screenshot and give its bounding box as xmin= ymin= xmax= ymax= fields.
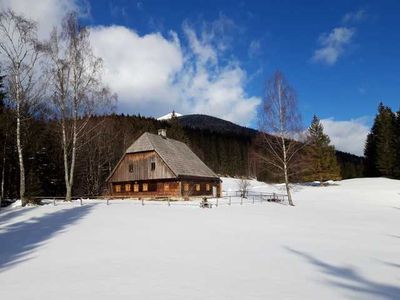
xmin=256 ymin=71 xmax=305 ymax=206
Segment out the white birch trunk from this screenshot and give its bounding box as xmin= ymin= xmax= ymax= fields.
xmin=66 ymin=114 xmax=77 ymax=202
xmin=61 ymin=118 xmax=71 ymax=202
xmin=278 ymin=81 xmax=294 ymax=206
xmin=15 ymin=72 xmax=26 ymax=205
xmin=16 ymin=102 xmax=26 ymax=205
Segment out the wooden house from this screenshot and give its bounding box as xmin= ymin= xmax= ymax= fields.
xmin=106 ymin=130 xmax=221 ymax=199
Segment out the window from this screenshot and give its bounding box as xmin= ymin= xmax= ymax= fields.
xmin=125 ymin=184 xmax=131 ymax=192
xmin=164 ymin=183 xmax=169 ymax=192
xmin=151 ymin=162 xmax=156 ymax=171
xmin=133 ymin=183 xmax=139 ymax=192
xmin=115 ymin=185 xmax=121 ymax=193
xmin=206 ymin=184 xmax=210 ymax=191
xmin=195 ymin=184 xmax=200 ymax=192
xmin=128 ymin=163 xmax=134 ymax=173
xmin=143 ymin=183 xmax=148 ymax=192
xmin=184 ymin=183 xmax=189 ymax=192
xmin=148 ymin=182 xmax=157 ymax=192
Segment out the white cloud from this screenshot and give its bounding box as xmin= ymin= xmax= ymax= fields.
xmin=183 ymin=23 xmax=217 ymax=65
xmin=342 ymin=9 xmax=367 ymax=24
xmin=0 ymin=0 xmax=88 ymax=39
xmin=2 ymin=0 xmax=261 ymax=126
xmin=321 ymin=117 xmax=370 ymax=156
xmin=89 ymin=26 xmax=183 ymax=116
xmin=89 ymin=24 xmax=260 ymax=125
xmin=248 ymin=39 xmax=262 ymax=58
xmin=312 ymin=27 xmax=355 ymax=65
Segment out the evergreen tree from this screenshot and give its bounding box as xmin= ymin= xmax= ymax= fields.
xmin=394 ymin=109 xmax=400 ymax=178
xmin=305 ymin=115 xmax=341 ymax=183
xmin=166 ymin=114 xmax=189 ymax=144
xmin=364 ymin=103 xmax=397 ymax=177
xmin=364 ymin=125 xmax=379 ymax=176
xmin=375 ymin=103 xmax=396 ymax=177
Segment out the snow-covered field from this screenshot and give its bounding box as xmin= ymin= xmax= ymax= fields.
xmin=1 ymin=177 xmax=400 ymax=299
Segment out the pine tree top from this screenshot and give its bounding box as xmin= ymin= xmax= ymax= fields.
xmin=308 ymin=114 xmax=331 ymax=146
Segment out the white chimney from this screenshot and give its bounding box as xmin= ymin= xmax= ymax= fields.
xmin=158 ymin=129 xmax=167 ymax=138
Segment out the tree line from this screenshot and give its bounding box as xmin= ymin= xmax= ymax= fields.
xmin=364 ymin=103 xmax=400 ymax=178
xmin=0 ymin=9 xmax=367 ymax=207
xmin=0 ymin=104 xmax=362 ymax=204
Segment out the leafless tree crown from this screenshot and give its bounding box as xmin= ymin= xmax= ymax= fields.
xmin=256 ymin=71 xmax=306 ymax=206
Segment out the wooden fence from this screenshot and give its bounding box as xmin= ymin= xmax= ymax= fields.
xmin=21 ymin=190 xmax=288 ymax=208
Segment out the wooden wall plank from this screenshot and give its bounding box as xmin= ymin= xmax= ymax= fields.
xmin=109 ymin=151 xmax=175 ymax=182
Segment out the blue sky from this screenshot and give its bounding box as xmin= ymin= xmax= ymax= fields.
xmin=87 ymin=0 xmax=400 ymax=122
xmin=2 ymin=0 xmax=399 ymax=155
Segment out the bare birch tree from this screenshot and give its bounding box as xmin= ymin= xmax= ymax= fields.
xmin=237 ymin=178 xmax=250 ymax=198
xmin=0 ymin=10 xmax=43 ymax=206
xmin=46 ymin=13 xmax=116 ymax=201
xmin=257 ymin=71 xmax=306 ymax=206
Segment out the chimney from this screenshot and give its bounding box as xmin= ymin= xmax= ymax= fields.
xmin=158 ymin=129 xmax=167 ymax=138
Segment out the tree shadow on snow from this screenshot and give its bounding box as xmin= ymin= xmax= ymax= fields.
xmin=285 ymin=246 xmax=400 ymax=300
xmin=381 ymin=261 xmax=400 ymax=269
xmin=0 ymin=204 xmax=95 ymax=272
xmin=387 ymin=234 xmax=400 ymax=239
xmin=0 ymin=207 xmax=36 ymax=226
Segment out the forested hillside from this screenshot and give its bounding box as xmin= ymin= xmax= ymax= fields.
xmin=0 ymin=108 xmax=365 ymax=199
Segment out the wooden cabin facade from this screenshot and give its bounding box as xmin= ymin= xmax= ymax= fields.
xmin=106 ymin=130 xmax=221 ymax=199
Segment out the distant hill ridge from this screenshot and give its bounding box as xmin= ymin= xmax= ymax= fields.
xmin=156 ymin=112 xmax=364 ymax=179
xmin=176 ymin=114 xmax=362 ymax=157
xmin=177 ymin=114 xmax=257 ymax=136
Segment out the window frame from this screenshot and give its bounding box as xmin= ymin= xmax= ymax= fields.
xmin=183 ymin=183 xmax=189 ymax=192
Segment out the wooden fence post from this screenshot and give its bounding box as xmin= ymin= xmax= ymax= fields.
xmin=142 ymin=198 xmax=144 ymax=206
xmin=80 ymin=198 xmax=83 ymax=206
xmin=107 ymin=198 xmax=109 ymax=206
xmin=240 ymin=197 xmax=243 ymax=205
xmin=229 ymin=196 xmax=231 ymax=206
xmin=216 ymin=197 xmax=219 ymax=207
xmin=252 ymin=196 xmax=255 ymax=204
xmin=53 ymin=198 xmax=56 ymax=206
xmin=168 ymin=198 xmax=170 ymax=207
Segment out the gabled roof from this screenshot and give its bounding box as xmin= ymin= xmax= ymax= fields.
xmin=126 ymin=132 xmax=219 ymax=179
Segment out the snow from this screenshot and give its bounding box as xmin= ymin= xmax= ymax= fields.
xmin=157 ymin=111 xmax=183 ymax=120
xmin=221 ymin=177 xmax=280 ymax=193
xmin=9 ymin=199 xmax=22 ymax=208
xmin=1 ymin=177 xmax=400 ymax=299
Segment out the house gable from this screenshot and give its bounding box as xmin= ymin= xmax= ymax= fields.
xmin=108 ymin=150 xmax=176 ymax=183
